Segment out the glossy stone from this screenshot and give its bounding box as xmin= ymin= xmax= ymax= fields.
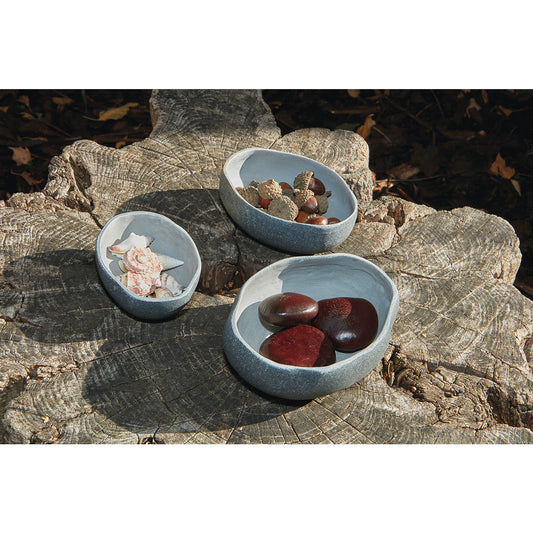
xmin=305 ymin=216 xmax=328 ymax=225
xmin=308 ymin=177 xmax=326 ymax=195
xmin=259 ymin=324 xmax=336 ymax=367
xmin=313 ymin=297 xmax=378 ymax=352
xmin=259 ymin=292 xmax=318 ymax=327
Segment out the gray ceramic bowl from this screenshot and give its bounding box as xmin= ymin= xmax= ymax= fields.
xmin=223 ymin=253 xmax=399 ymax=400
xmin=96 ymin=211 xmax=201 ymax=320
xmin=219 ymin=147 xmax=358 ymax=253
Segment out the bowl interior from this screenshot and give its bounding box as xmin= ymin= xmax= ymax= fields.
xmin=234 ymin=255 xmax=396 ymax=364
xmin=97 ymin=211 xmax=200 ymax=292
xmin=225 ymin=148 xmax=356 ymax=222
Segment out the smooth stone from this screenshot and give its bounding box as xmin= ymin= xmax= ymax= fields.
xmin=259 ymin=324 xmax=336 ymax=367
xmin=259 ymin=292 xmax=319 ymax=327
xmin=313 ymin=297 xmax=378 ymax=352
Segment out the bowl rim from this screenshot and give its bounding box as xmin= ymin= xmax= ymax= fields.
xmin=228 ymin=253 xmax=399 ymax=374
xmin=96 ymin=210 xmax=202 ymax=303
xmin=222 ymin=146 xmax=358 ymax=230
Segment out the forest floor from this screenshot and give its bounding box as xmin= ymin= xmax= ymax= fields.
xmin=1 ymin=89 xmax=531 ymax=298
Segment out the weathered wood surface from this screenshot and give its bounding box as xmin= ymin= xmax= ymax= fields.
xmin=1 ymin=89 xmax=532 ymax=444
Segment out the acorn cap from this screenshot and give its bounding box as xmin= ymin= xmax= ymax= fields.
xmin=294 ymin=170 xmax=314 ymax=191
xmin=239 ymin=184 xmax=260 ymax=207
xmin=267 ymin=195 xmax=299 ymax=221
xmin=257 ymin=179 xmax=283 ymax=200
xmin=294 ymin=188 xmax=315 ymax=209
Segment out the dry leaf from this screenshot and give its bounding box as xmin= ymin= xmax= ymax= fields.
xmin=0 ymin=106 xmax=8 ymax=112
xmin=52 ymin=95 xmax=74 ymax=111
xmin=481 ymin=89 xmax=489 ymax=104
xmin=10 ymin=169 xmax=43 ymax=185
xmin=115 ymin=140 xmax=127 ymax=149
xmin=496 ymin=105 xmax=513 ymax=117
xmin=17 ymin=95 xmax=30 ymax=107
xmin=489 ymin=153 xmax=515 ymax=180
xmin=20 ymin=111 xmax=36 ymax=120
xmin=347 ymin=90 xmax=360 ymax=98
xmin=357 ymin=114 xmax=376 ymax=139
xmin=98 ymin=102 xmax=138 ymax=121
xmin=510 ymin=178 xmax=521 ymax=196
xmin=8 ymin=146 xmax=32 ymax=165
xmin=387 ymin=163 xmax=420 ymax=180
xmin=465 ymin=98 xmax=481 ymax=118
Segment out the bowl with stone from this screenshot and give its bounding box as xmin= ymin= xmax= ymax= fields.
xmin=219 ymin=147 xmax=358 ymax=254
xmin=96 ymin=211 xmax=201 ymax=320
xmin=223 ymin=253 xmax=399 ymax=400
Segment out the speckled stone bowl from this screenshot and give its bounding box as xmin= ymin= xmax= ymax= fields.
xmin=96 ymin=211 xmax=201 ymax=320
xmin=219 ymin=147 xmax=358 ymax=253
xmin=223 ymin=254 xmax=399 ymax=400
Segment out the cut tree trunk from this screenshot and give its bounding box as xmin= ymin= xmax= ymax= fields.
xmin=1 ymin=89 xmax=532 ymax=444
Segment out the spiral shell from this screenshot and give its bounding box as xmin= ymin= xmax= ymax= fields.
xmin=123 ymin=247 xmax=162 ymax=275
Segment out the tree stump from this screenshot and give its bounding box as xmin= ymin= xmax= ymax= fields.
xmin=1 ymin=89 xmax=532 ymax=444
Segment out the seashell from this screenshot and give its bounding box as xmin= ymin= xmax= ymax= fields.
xmin=160 ymin=272 xmax=185 ymax=296
xmin=151 ymin=287 xmax=174 ymax=299
xmin=154 ymin=253 xmax=184 ymax=271
xmin=117 ymin=271 xmax=161 ymax=297
xmin=108 ymin=232 xmax=154 ymax=256
xmin=119 ymin=260 xmax=128 ymax=273
xmin=123 ymin=247 xmax=162 ymax=275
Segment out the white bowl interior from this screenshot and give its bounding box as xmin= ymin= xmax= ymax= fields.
xmin=235 ymin=256 xmax=395 ymax=364
xmin=97 ymin=212 xmax=200 ymax=291
xmin=225 ymin=149 xmax=356 ymax=221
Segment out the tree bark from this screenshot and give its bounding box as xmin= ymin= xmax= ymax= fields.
xmin=1 ymin=89 xmax=532 ymax=444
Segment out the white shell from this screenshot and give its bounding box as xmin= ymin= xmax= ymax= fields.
xmin=108 ymin=232 xmax=154 ymax=256
xmin=151 ymin=287 xmax=174 ymax=299
xmin=160 ymin=273 xmax=185 ymax=296
xmin=155 ymin=253 xmax=185 ymax=270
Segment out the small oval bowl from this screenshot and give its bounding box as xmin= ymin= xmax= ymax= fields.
xmin=223 ymin=253 xmax=399 ymax=400
xmin=219 ymin=147 xmax=358 ymax=254
xmin=96 ymin=211 xmax=201 ymax=320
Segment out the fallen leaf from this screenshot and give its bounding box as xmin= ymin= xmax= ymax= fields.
xmin=17 ymin=95 xmax=30 ymax=107
xmin=8 ymin=146 xmax=32 ymax=165
xmin=481 ymin=89 xmax=489 ymax=104
xmin=20 ymin=111 xmax=36 ymax=120
xmin=347 ymin=90 xmax=360 ymax=98
xmin=52 ymin=95 xmax=74 ymax=111
xmin=489 ymin=153 xmax=515 ymax=180
xmin=496 ymin=105 xmax=513 ymax=117
xmin=465 ymin=98 xmax=481 ymax=118
xmin=10 ymin=169 xmax=43 ymax=185
xmin=115 ymin=140 xmax=127 ymax=149
xmin=357 ymin=114 xmax=376 ymax=139
xmin=0 ymin=106 xmax=8 ymax=112
xmin=387 ymin=162 xmax=420 ymax=180
xmin=97 ymin=102 xmax=139 ymax=121
xmin=510 ymin=178 xmax=521 ymax=196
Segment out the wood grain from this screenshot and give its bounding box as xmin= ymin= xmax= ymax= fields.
xmin=1 ymin=89 xmax=532 ymax=444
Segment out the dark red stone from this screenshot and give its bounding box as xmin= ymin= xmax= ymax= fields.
xmin=259 ymin=292 xmax=319 ymax=327
xmin=305 ymin=216 xmax=328 ymax=225
xmin=308 ymin=177 xmax=326 ymax=195
xmin=259 ymin=324 xmax=336 ymax=367
xmin=312 ymin=297 xmax=378 ymax=352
